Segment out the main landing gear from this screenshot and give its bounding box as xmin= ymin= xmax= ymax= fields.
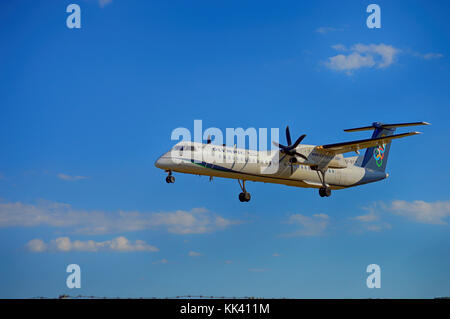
xmin=319 ymin=186 xmax=331 ymax=197
xmin=238 ymin=179 xmax=251 ymax=202
xmin=165 ymin=171 xmax=175 ymax=184
xmin=314 ymin=167 xmax=331 ymax=198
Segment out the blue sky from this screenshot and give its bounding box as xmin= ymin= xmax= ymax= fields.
xmin=0 ymin=0 xmax=449 ymax=298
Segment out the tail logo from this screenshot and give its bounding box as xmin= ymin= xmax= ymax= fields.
xmin=373 ymin=144 xmax=386 ymax=167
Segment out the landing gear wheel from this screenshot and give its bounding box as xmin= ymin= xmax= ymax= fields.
xmin=166 ymin=175 xmax=175 ymax=183
xmin=239 ymin=192 xmax=251 ymax=202
xmin=319 ymin=187 xmax=331 ymax=197
xmin=238 ymin=180 xmax=251 ymax=202
xmin=319 ymin=188 xmax=325 ymax=197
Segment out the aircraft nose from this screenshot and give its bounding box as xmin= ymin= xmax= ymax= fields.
xmin=155 ymin=154 xmax=173 ymax=170
xmin=154 ymin=156 xmax=165 ymax=169
xmin=154 ymin=157 xmax=161 ymax=169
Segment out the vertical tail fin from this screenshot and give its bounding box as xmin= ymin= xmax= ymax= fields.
xmin=346 ymin=121 xmax=429 ymax=172
xmin=358 ymin=125 xmax=395 ymax=172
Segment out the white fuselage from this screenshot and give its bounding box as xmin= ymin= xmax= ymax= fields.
xmin=155 ymin=142 xmax=388 ymax=190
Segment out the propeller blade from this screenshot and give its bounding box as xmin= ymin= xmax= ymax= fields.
xmin=285 ymin=126 xmax=292 ymax=146
xmin=272 ymin=141 xmax=287 ymax=150
xmin=294 ymin=152 xmax=308 ymax=160
xmin=291 ymin=134 xmax=306 ymax=149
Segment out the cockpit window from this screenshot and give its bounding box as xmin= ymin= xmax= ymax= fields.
xmin=174 ymin=145 xmax=196 ymax=151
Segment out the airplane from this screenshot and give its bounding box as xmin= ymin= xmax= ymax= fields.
xmin=155 ymin=121 xmax=429 ymax=201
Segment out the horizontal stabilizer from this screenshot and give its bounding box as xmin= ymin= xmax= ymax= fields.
xmin=317 ymin=131 xmax=421 ymax=155
xmin=344 ymin=121 xmax=430 ymax=132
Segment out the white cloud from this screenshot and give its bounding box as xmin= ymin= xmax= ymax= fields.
xmin=350 ymin=209 xmax=391 ymax=232
xmin=422 ymin=53 xmax=444 ymax=60
xmin=153 ymin=259 xmax=169 ymax=264
xmin=188 ymin=251 xmax=202 ymax=257
xmin=316 ymin=27 xmax=343 ymax=34
xmin=390 ymin=200 xmax=450 ymax=225
xmin=351 ymin=211 xmax=379 ymax=223
xmin=326 ymin=52 xmax=376 ymax=72
xmin=283 ymin=213 xmax=329 ymax=237
xmin=0 ymin=200 xmax=240 ymax=235
xmin=410 ymin=51 xmax=444 ymax=60
xmin=25 ymin=238 xmax=47 ymax=252
xmin=351 ymin=200 xmax=450 ymax=230
xmin=26 ymin=236 xmax=158 ymax=253
xmin=331 ymin=44 xmax=347 ymax=51
xmin=352 ymin=43 xmax=399 ymax=68
xmin=325 ymin=43 xmax=400 ymax=74
xmin=57 ymin=173 xmax=88 ymax=182
xmin=364 ymin=223 xmax=392 ymax=232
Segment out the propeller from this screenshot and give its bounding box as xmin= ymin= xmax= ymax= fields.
xmin=273 ymin=126 xmax=308 ymax=162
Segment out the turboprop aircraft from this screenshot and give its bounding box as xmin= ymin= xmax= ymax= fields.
xmin=155 ymin=122 xmax=429 ymax=201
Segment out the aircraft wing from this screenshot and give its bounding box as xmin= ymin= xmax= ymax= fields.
xmin=315 ymin=131 xmax=421 ymax=155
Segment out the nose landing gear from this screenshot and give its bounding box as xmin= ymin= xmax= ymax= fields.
xmin=238 ymin=180 xmax=251 ymax=202
xmin=165 ymin=171 xmax=175 ymax=184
